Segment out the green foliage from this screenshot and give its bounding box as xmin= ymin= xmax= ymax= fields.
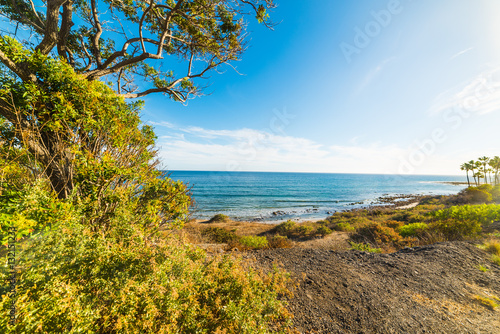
xmin=493 ymin=255 xmax=500 ymax=266
xmin=296 ymin=225 xmax=314 ymax=236
xmin=479 ymin=240 xmax=500 ymax=256
xmin=474 ymin=295 xmax=499 ymax=310
xmin=0 ymin=222 xmax=291 ymax=333
xmin=0 ymin=178 xmax=76 ymax=245
xmin=201 ymin=227 xmax=238 ymax=244
xmin=0 ymin=38 xmax=192 ymax=232
xmin=352 ymin=222 xmax=407 ymax=250
xmin=464 ymin=187 xmax=492 ymax=203
xmin=491 ymin=185 xmax=500 ymax=202
xmin=430 ymin=205 xmax=500 ymax=238
xmin=208 ymin=214 xmax=231 ymax=223
xmin=334 ymin=222 xmax=355 ymax=232
xmin=398 ymin=223 xmax=429 ymax=237
xmin=316 ymin=225 xmax=332 ymax=236
xmin=478 ymin=264 xmax=490 ymax=272
xmin=267 ymin=235 xmax=293 ymax=249
xmin=274 ymin=220 xmax=296 ymax=234
xmin=349 ymin=241 xmax=381 ymax=253
xmin=239 ymin=235 xmax=269 ymax=250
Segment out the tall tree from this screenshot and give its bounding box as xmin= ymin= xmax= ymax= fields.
xmin=478 ymin=156 xmax=490 ymax=185
xmin=460 ymin=162 xmax=471 ymax=187
xmin=489 ymin=156 xmax=500 ymax=185
xmin=0 ymin=0 xmax=276 ymax=198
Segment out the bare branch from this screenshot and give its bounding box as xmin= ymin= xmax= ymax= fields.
xmin=57 ymin=1 xmax=74 ymax=65
xmin=90 ymin=0 xmax=103 ymax=67
xmin=36 ymin=0 xmax=68 ymax=54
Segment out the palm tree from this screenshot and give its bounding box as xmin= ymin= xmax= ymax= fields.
xmin=474 ymin=171 xmax=484 ymax=185
xmin=460 ymin=163 xmax=472 ymax=187
xmin=489 ymin=156 xmax=500 ymax=185
xmin=478 ymin=157 xmax=490 ymax=184
xmin=473 ymin=160 xmax=482 ymax=185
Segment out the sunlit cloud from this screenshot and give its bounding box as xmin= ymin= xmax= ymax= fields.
xmin=429 ymin=66 xmax=500 ymax=115
xmin=450 ymin=47 xmax=474 ymax=60
xmin=156 ymin=125 xmax=421 ymax=174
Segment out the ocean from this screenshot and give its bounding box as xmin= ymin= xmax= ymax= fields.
xmin=167 ymin=171 xmax=467 ymax=222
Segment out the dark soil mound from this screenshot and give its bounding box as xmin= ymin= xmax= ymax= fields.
xmin=247 ymin=242 xmax=500 ymax=333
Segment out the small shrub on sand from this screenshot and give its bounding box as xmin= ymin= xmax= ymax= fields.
xmin=474 ymin=295 xmax=499 ymax=310
xmin=208 ymin=214 xmax=231 ymax=223
xmin=296 ymin=225 xmax=314 ymax=236
xmin=317 ymin=225 xmax=332 ymax=236
xmin=334 ymin=222 xmax=355 ymax=232
xmin=201 ymin=227 xmax=238 ymax=243
xmin=478 ymin=264 xmax=490 ymax=272
xmin=478 ymin=240 xmax=500 ymax=266
xmin=480 ymin=240 xmax=500 ymax=256
xmin=238 ymin=235 xmax=269 ymax=250
xmin=274 ymin=220 xmax=296 ymax=235
xmin=398 ymin=223 xmax=429 ymax=237
xmin=467 ymin=188 xmax=493 ymax=203
xmin=349 ymin=241 xmax=381 ymax=253
xmin=353 ymin=223 xmax=405 ymax=248
xmin=267 ymin=235 xmax=293 ymax=249
xmin=491 ymin=185 xmax=500 ymax=202
xmin=385 ymin=220 xmax=404 ymax=230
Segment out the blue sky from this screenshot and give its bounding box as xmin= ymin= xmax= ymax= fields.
xmin=118 ymin=1 xmax=500 ymax=174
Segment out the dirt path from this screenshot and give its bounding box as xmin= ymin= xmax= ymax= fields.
xmin=245 ymin=241 xmax=500 ymax=333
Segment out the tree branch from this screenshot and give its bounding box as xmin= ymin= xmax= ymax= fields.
xmin=90 ymin=0 xmax=103 ymax=67
xmin=57 ymin=0 xmax=74 ymax=65
xmin=36 ymin=0 xmax=68 ymax=54
xmin=0 ymin=48 xmax=37 ymax=82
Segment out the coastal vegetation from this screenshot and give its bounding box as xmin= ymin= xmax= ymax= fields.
xmin=461 ymin=156 xmax=500 ymax=186
xmin=187 ymin=184 xmax=500 ymax=256
xmin=0 ymin=1 xmax=294 ymax=333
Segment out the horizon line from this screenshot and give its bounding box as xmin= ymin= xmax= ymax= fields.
xmin=160 ymin=169 xmax=464 ymax=177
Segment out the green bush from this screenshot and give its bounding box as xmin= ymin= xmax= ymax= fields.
xmin=274 ymin=220 xmax=296 ymax=234
xmin=431 ymin=204 xmax=500 ymax=228
xmin=349 ymin=241 xmax=381 ymax=253
xmin=491 ymin=185 xmax=500 ymax=202
xmin=352 ymin=222 xmax=405 ymax=249
xmin=465 ymin=188 xmax=492 ymax=203
xmin=334 ymin=222 xmax=355 ymax=232
xmin=296 ymin=225 xmax=314 ymax=236
xmin=429 ymin=204 xmax=500 ymax=239
xmin=317 ymin=225 xmax=332 ymax=236
xmin=0 ymin=222 xmax=291 ymax=333
xmin=398 ymin=223 xmax=429 ymax=237
xmin=239 ymin=235 xmax=269 ymax=250
xmin=201 ymin=227 xmax=238 ymax=243
xmin=208 ymin=214 xmax=231 ymax=223
xmin=267 ymin=235 xmax=293 ymax=249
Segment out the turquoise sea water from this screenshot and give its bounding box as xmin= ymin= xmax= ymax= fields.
xmin=168 ymin=171 xmax=467 ymax=222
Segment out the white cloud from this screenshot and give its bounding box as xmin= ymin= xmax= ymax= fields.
xmin=430 ymin=66 xmax=500 ymax=115
xmin=147 ymin=120 xmax=175 ymax=128
xmin=450 ymin=47 xmax=474 ymax=60
xmin=156 ymin=125 xmax=443 ymax=174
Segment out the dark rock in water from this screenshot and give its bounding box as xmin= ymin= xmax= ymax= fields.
xmin=272 ymin=210 xmax=287 ymax=216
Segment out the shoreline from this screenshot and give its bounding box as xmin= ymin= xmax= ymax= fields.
xmin=191 ymin=193 xmax=428 ymax=224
